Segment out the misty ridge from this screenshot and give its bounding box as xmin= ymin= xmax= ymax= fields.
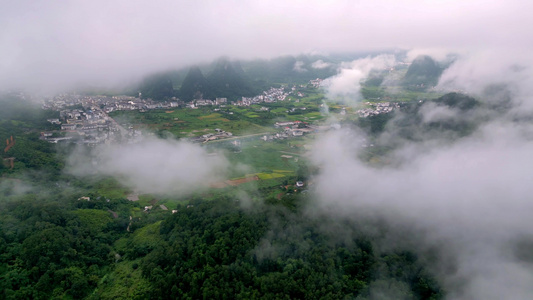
xmin=3 ymin=1 xmax=533 ymax=299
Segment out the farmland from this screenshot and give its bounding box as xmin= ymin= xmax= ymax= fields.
xmin=109 ymin=108 xmax=272 ymax=138
xmin=108 ymin=88 xmax=329 ymax=138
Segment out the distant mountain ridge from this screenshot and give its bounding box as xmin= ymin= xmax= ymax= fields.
xmin=136 ymin=51 xmax=402 ymax=101
xmin=138 ymin=54 xmax=341 ymax=101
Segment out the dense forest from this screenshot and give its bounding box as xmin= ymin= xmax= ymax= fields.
xmin=137 ymin=197 xmax=442 ymax=299
xmin=1 ymin=191 xmax=443 ymax=299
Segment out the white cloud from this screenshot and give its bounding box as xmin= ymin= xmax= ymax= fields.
xmin=310 ymin=122 xmax=533 ymax=299
xmin=437 ymin=49 xmax=533 ymax=113
xmin=322 ymin=55 xmax=395 ymax=105
xmin=293 ymin=61 xmax=307 ymax=73
xmin=419 ymin=102 xmax=460 ymax=124
xmin=311 ymin=60 xmax=331 ymax=69
xmin=67 ymin=136 xmax=228 ymax=196
xmin=405 ymin=48 xmax=455 ymax=63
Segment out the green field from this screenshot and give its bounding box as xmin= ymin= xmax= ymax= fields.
xmin=110 ymin=108 xmax=273 ymax=137
xmin=225 ymin=138 xmax=307 ymax=175
xmin=361 ymin=85 xmax=443 ymax=102
xmin=96 ymin=178 xmax=129 ymax=199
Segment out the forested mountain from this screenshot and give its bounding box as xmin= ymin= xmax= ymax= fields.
xmin=243 ymin=55 xmax=337 ymax=86
xmin=433 ymin=92 xmax=478 ymax=110
xmin=206 ymin=58 xmax=257 ymax=100
xmin=178 ymin=57 xmax=258 ymax=102
xmin=139 ymin=73 xmax=175 ymax=100
xmin=402 ymin=55 xmax=444 ymax=89
xmin=179 ymin=66 xmax=212 ymax=101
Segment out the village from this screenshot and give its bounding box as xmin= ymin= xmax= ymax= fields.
xmin=38 ymin=77 xmax=404 ymax=145
xmin=40 ymin=79 xmax=321 ymax=112
xmin=38 ymin=79 xmax=326 ymax=145
xmin=41 ymin=106 xmax=119 ymax=144
xmin=356 ymin=101 xmax=400 ymax=118
xmin=262 ymin=121 xmax=316 ymax=141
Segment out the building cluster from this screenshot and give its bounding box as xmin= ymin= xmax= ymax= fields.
xmin=42 ymin=94 xmax=180 ymax=113
xmin=41 ymin=105 xmax=122 ymax=144
xmin=188 ymin=128 xmax=233 ymax=143
xmin=229 ymin=87 xmax=289 ymax=107
xmin=356 ymin=102 xmax=399 ymax=118
xmin=180 ymin=86 xmax=293 ymax=108
xmin=41 ymin=95 xmax=152 ymax=144
xmin=262 ymin=121 xmax=316 ymax=141
xmin=42 ymin=77 xmax=323 ymax=112
xmin=37 ymin=79 xmax=325 ymax=144
xmin=189 ymin=98 xmax=228 ymax=108
xmin=309 ymin=78 xmax=323 ymax=88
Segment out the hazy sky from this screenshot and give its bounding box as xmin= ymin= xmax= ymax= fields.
xmin=1 ymin=0 xmax=531 ymax=91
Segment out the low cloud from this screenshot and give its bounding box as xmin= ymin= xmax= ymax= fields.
xmin=405 ymin=48 xmax=454 ymax=63
xmin=322 ymin=55 xmax=395 ymax=105
xmin=293 ymin=61 xmax=308 ymax=73
xmin=419 ymin=102 xmax=460 ymax=124
xmin=0 ymin=177 xmax=34 ymax=198
xmin=437 ymin=50 xmax=533 ymax=112
xmin=67 ymin=137 xmax=229 ymax=196
xmin=311 ymin=60 xmax=331 ymax=69
xmin=310 ymin=121 xmax=533 ymax=299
